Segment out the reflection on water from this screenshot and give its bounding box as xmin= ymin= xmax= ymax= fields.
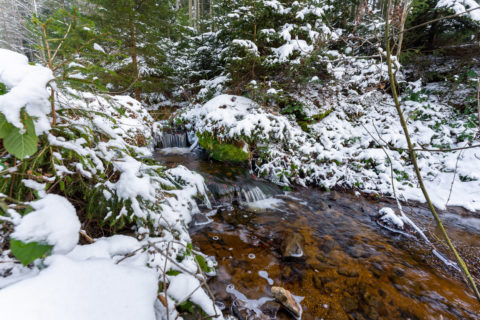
xmin=154 ymin=149 xmax=480 ymax=320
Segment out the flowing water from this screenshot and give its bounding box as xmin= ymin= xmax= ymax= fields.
xmin=154 ymin=147 xmax=480 ymax=320
xmin=158 ymin=131 xmax=190 ymax=149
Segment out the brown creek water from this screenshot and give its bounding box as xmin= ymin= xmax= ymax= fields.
xmin=154 ymin=148 xmax=480 ymax=320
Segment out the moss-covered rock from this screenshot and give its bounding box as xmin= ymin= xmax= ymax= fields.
xmin=197 ymin=133 xmax=250 ymax=162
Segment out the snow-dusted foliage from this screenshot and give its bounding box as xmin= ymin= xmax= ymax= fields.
xmin=0 ymin=49 xmax=53 ymax=133
xmin=178 ymin=0 xmax=341 ymax=101
xmin=0 ymin=49 xmax=222 ymax=319
xmin=436 ymin=0 xmax=480 ymax=22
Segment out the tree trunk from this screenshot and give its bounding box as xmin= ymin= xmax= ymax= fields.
xmin=1 ymin=0 xmax=11 ymax=50
xmin=189 ymin=0 xmax=193 ymax=26
xmin=128 ymin=11 xmax=141 ymax=101
xmin=395 ymin=0 xmax=410 ymax=56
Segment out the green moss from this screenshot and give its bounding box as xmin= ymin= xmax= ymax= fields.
xmin=297 ymin=120 xmax=311 ymax=133
xmin=297 ymin=109 xmax=333 ymax=132
xmin=197 ymin=133 xmax=249 ymax=162
xmin=312 ymin=109 xmax=333 ymax=122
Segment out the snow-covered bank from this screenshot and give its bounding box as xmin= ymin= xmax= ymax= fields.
xmin=0 ymin=49 xmax=222 ymax=319
xmin=176 ymin=54 xmax=480 ymax=211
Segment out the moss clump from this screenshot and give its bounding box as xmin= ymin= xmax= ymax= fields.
xmin=198 ymin=133 xmax=249 ymax=162
xmin=297 ymin=109 xmax=333 ymax=132
xmin=311 ymin=109 xmax=333 ymax=122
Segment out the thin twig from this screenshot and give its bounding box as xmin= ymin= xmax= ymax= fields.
xmin=79 ymin=230 xmax=95 ymax=244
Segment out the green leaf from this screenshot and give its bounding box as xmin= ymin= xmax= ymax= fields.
xmin=0 ymin=82 xmax=6 ymax=95
xmin=0 ymin=113 xmax=15 ymax=139
xmin=10 ymin=239 xmax=53 ymax=266
xmin=195 ymin=254 xmax=212 ymax=273
xmin=177 ymin=301 xmax=195 ymax=313
xmin=3 ymin=112 xmax=38 ymax=159
xmin=166 ymin=269 xmax=181 ymax=276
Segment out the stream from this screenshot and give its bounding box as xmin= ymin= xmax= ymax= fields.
xmin=154 ymin=137 xmax=480 ymax=320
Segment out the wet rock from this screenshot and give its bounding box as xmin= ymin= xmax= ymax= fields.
xmin=281 ymin=232 xmax=304 ymax=259
xmin=312 ymin=274 xmax=322 ymax=289
xmin=340 ymin=295 xmax=359 ymax=313
xmin=319 ymin=236 xmax=335 ymax=253
xmin=327 ymin=306 xmax=349 ymax=320
xmin=319 ymin=275 xmax=335 ymax=284
xmin=190 ymin=213 xmax=212 ymax=227
xmin=362 ymin=291 xmax=385 ymax=319
xmin=329 ymin=191 xmax=340 ymax=201
xmin=260 ymin=301 xmax=281 ymax=318
xmin=232 ymin=302 xmax=247 ymax=320
xmin=394 ymin=267 xmax=405 ymax=277
xmin=216 ymin=266 xmax=232 ymax=282
xmin=347 ymin=244 xmax=370 ymax=258
xmin=232 ymin=300 xmax=270 ymax=320
xmin=337 ymin=266 xmax=359 ymax=278
xmin=271 ymin=286 xmax=302 ymax=318
xmin=309 ymin=261 xmax=331 ymax=272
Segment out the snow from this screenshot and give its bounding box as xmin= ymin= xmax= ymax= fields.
xmin=273 ymin=39 xmax=313 ymax=62
xmin=378 ymin=208 xmax=404 ymax=229
xmin=436 ymin=0 xmax=480 ymax=21
xmin=0 ymin=255 xmax=158 ymax=320
xmin=11 ymin=195 xmax=80 ymax=254
xmin=179 ymin=55 xmax=480 ymax=211
xmin=68 ymin=235 xmax=142 ymax=261
xmin=232 ymin=39 xmax=259 ymax=56
xmin=0 ymin=49 xmax=54 ymax=134
xmin=21 ymin=179 xmax=47 ymax=198
xmin=93 ymin=43 xmax=106 ymax=53
xmin=168 ymin=274 xmax=223 ymax=318
xmin=109 ymin=156 xmax=156 ymax=219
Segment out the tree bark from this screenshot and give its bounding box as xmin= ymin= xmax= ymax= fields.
xmin=128 ymin=11 xmax=141 ymax=101
xmin=395 ymin=0 xmax=410 ymax=56
xmin=189 ymin=0 xmax=193 ymax=26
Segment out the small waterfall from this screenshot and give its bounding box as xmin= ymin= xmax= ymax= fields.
xmin=240 ymin=185 xmax=268 ymax=203
xmin=207 ymin=182 xmax=275 ymax=204
xmin=158 ymin=131 xmax=189 ymax=148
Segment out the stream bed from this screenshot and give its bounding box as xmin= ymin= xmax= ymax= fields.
xmin=155 ymin=148 xmax=480 ymax=320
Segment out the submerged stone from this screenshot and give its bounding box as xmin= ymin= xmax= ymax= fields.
xmin=260 ymin=301 xmax=281 ymax=318
xmin=271 ymin=286 xmax=302 ymax=318
xmin=280 ymin=232 xmax=304 ymax=259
